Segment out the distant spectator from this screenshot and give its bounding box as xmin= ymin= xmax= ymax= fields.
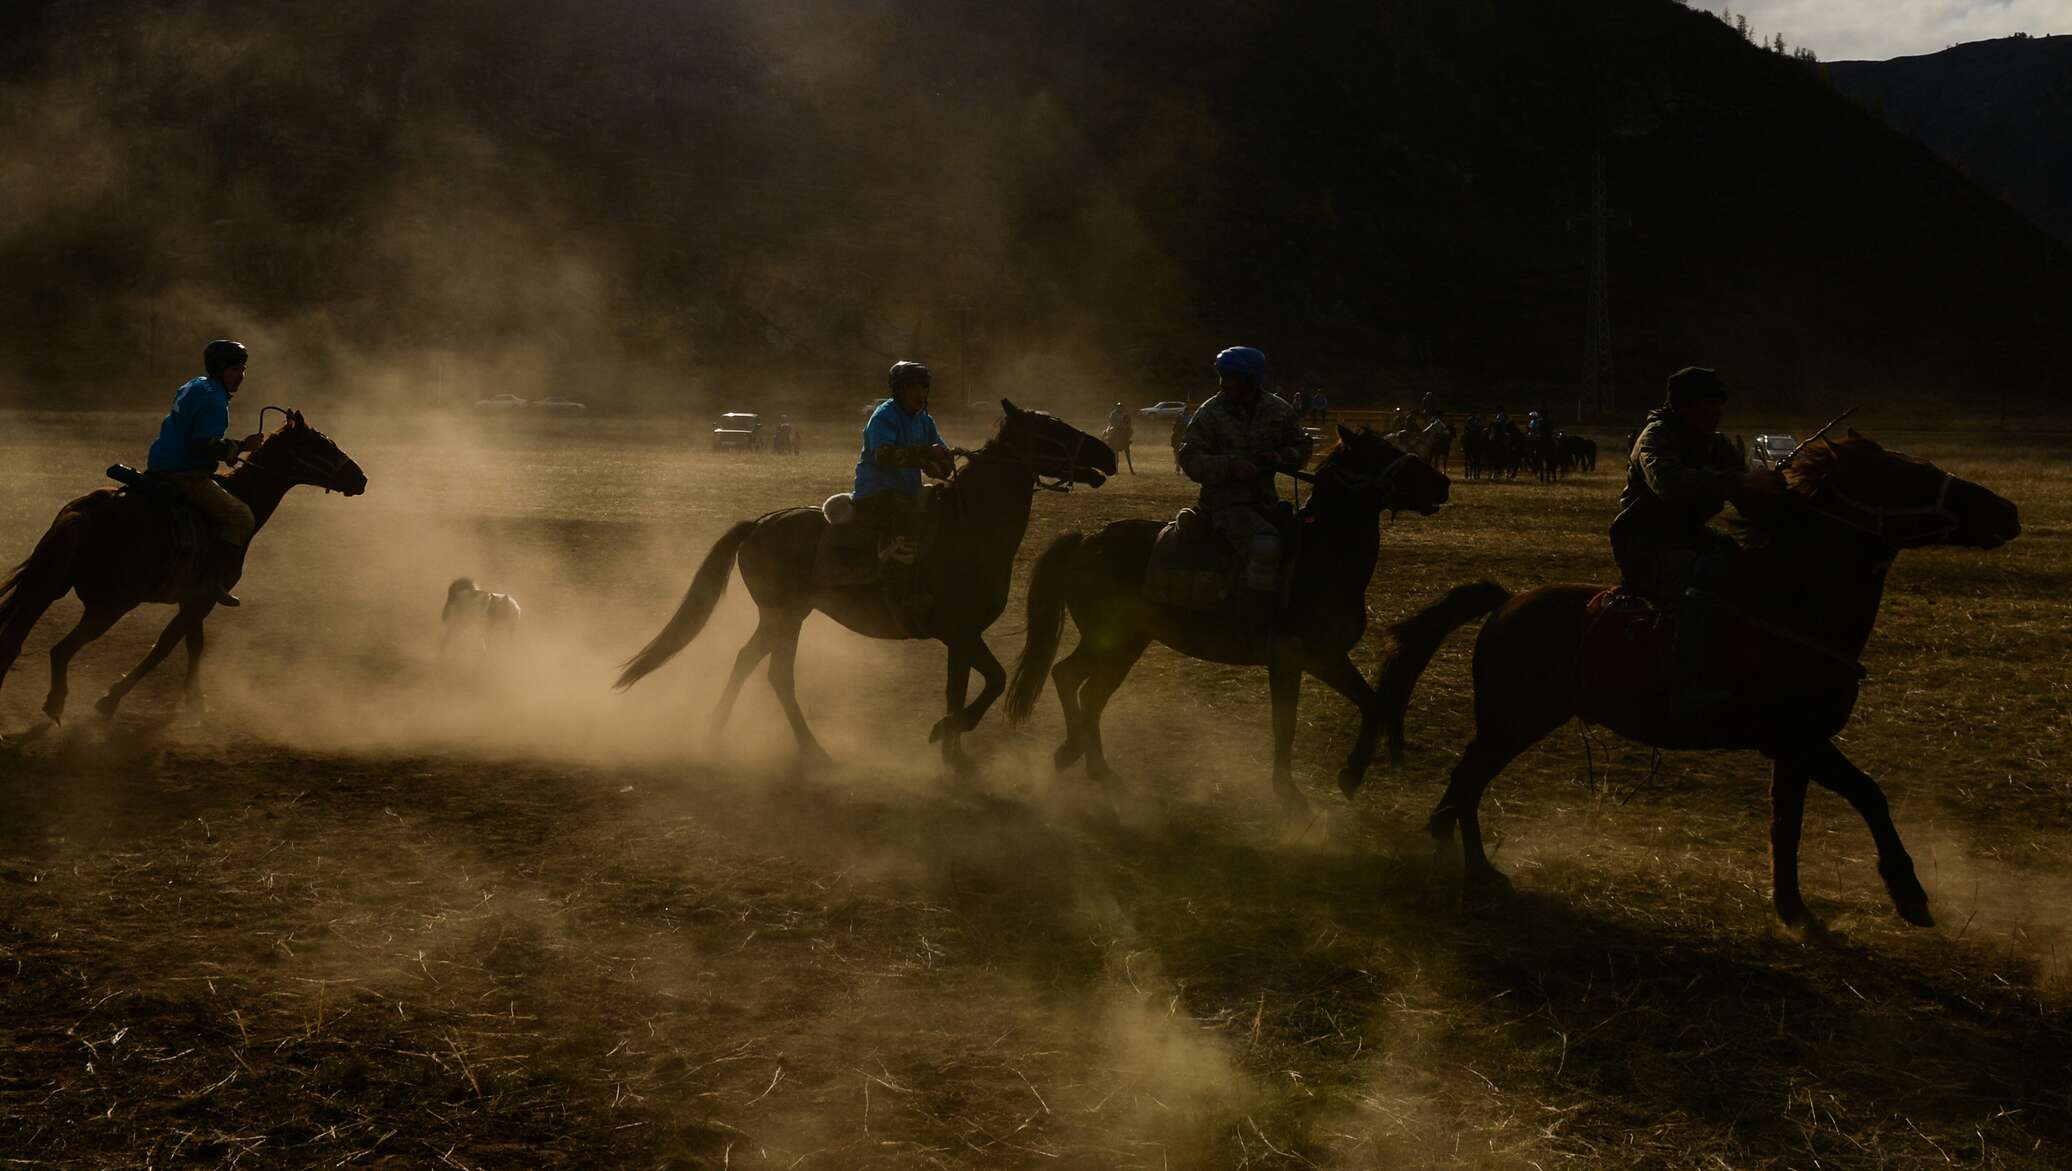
xmin=1310 ymin=388 xmax=1329 ymax=422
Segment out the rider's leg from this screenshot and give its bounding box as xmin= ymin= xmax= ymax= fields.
xmin=169 ymin=472 xmax=254 ymax=606
xmin=1213 ymin=506 xmax=1281 ymax=643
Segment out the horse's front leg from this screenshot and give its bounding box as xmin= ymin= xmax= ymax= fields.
xmin=1767 ymin=752 xmax=1815 ymax=928
xmin=930 ymin=635 xmax=1005 ymax=745
xmin=1268 ymin=651 xmax=1309 ymax=820
xmin=1806 ymin=739 xmax=1932 ymax=926
xmin=95 ymin=606 xmax=198 ymax=718
xmin=933 ymin=638 xmax=977 ymax=775
xmin=1306 ymin=651 xmax=1381 ymax=798
xmin=180 ymin=605 xmax=213 ymax=711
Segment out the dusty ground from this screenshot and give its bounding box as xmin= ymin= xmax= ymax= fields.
xmin=0 ymin=406 xmax=2066 ymax=1169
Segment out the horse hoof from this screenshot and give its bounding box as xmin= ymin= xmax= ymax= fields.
xmin=1053 ymin=742 xmax=1082 ymax=773
xmin=1894 ymin=899 xmax=1934 ymax=928
xmin=1337 ymin=766 xmax=1365 ymax=800
xmin=94 ymin=695 xmax=119 ymax=719
xmin=40 ymin=704 xmax=62 ymax=727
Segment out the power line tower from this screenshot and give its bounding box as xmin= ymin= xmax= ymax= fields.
xmin=1582 ymin=144 xmax=1612 ymax=424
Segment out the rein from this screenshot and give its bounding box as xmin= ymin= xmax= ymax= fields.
xmin=1820 ymin=472 xmax=1962 ymax=545
xmin=951 ymin=424 xmax=1099 ymax=494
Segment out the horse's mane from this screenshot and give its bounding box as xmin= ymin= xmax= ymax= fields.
xmin=1740 ymin=432 xmax=1926 ymax=544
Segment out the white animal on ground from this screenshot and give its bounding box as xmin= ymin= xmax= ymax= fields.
xmin=441 ymin=577 xmax=521 ymax=661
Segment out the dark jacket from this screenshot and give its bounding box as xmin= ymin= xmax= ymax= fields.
xmin=1610 ymin=408 xmax=1745 ymax=578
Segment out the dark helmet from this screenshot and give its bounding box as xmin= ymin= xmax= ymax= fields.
xmin=1665 ymin=366 xmax=1727 ymax=408
xmin=203 ymin=339 xmax=249 ymax=377
xmin=888 ymin=361 xmax=931 ymax=391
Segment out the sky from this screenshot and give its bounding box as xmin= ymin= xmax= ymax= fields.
xmin=1703 ymin=0 xmax=2067 ymax=60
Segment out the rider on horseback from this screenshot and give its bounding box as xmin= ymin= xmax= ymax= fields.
xmin=1177 ymin=346 xmax=1314 ymax=630
xmin=853 ymin=361 xmax=954 ymax=593
xmin=145 ymin=339 xmax=263 ymax=607
xmin=1609 ymin=366 xmax=1783 ymax=687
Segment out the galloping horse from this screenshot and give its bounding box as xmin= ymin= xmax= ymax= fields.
xmin=0 ymin=411 xmax=367 ymax=730
xmin=1374 ymin=432 xmax=2019 ymax=928
xmin=1007 ymin=427 xmax=1451 ymax=816
xmin=616 ymin=401 xmax=1114 ymax=772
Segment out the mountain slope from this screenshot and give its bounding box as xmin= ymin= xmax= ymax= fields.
xmin=2 ymin=0 xmax=2068 ymax=414
xmin=1829 ymin=35 xmax=2072 ymax=248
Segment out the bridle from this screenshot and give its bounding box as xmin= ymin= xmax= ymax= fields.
xmin=953 ymin=419 xmax=1103 ymax=493
xmin=1292 ymin=450 xmax=1418 ymax=508
xmin=1818 ymin=471 xmax=1962 ymax=545
xmin=238 ymin=406 xmax=357 ymax=490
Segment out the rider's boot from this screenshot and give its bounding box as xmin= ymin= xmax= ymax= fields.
xmin=213 ymin=541 xmax=246 ymax=608
xmin=878 ymin=536 xmax=929 ymax=637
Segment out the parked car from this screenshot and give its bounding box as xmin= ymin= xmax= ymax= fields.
xmin=532 ymin=396 xmax=585 ymax=411
xmin=1750 ymin=434 xmax=1797 ymax=469
xmin=1138 ymin=400 xmax=1188 ymax=424
xmin=474 ymin=393 xmax=528 ymax=410
xmin=713 ymin=412 xmax=763 ymax=452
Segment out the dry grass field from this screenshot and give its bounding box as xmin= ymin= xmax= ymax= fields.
xmin=0 ymin=406 xmax=2066 ymax=1169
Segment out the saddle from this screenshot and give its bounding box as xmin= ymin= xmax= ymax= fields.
xmin=814 ymin=488 xmax=941 ymax=635
xmin=106 ymin=464 xmax=210 ymax=600
xmin=1142 ymin=503 xmax=1299 ymax=616
xmin=1577 ymin=587 xmax=1762 ymax=705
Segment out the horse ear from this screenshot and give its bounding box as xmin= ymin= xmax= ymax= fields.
xmin=1000 ymin=398 xmax=1021 ymax=416
xmin=290 ymin=409 xmax=305 ymax=427
xmin=1844 ymin=427 xmax=1862 ymax=440
xmin=1337 ymin=424 xmax=1356 ymax=443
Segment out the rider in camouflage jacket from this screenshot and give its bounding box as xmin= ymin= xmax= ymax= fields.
xmin=1178 ymin=347 xmax=1314 ymax=611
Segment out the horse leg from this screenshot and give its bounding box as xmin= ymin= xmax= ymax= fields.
xmin=42 ymin=603 xmax=125 ymax=724
xmin=1306 ymin=651 xmax=1382 ymax=798
xmin=1767 ymin=754 xmax=1815 ymax=927
xmin=764 ymin=622 xmax=831 ymax=766
xmin=930 ymin=635 xmax=1006 ymax=749
xmin=934 ymin=639 xmax=977 ymax=775
xmin=1427 ymin=737 xmax=1529 ymax=887
xmin=178 ymin=604 xmax=212 ymax=710
xmin=1048 ymin=640 xmax=1096 ymax=771
xmin=96 ymin=606 xmax=200 ymax=717
xmin=1804 ymin=739 xmax=1932 ymax=926
xmin=711 ymin=620 xmax=772 ymax=733
xmin=1268 ymin=651 xmax=1310 ymax=819
xmin=1074 ymin=636 xmax=1150 ymax=784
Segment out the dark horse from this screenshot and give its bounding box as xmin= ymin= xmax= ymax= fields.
xmin=0 ymin=411 xmax=368 ymax=731
xmin=615 ymin=401 xmax=1114 ymax=771
xmin=1006 ymin=426 xmax=1451 ymax=816
xmin=1374 ymin=433 xmax=2019 ymax=928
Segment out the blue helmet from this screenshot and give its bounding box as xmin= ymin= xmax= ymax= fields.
xmin=1213 ymin=346 xmax=1266 ymax=383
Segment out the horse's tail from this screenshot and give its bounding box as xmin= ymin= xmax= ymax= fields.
xmin=614 ymin=519 xmax=757 ymax=691
xmin=1006 ymin=531 xmax=1085 ymax=724
xmin=0 ymin=505 xmax=87 ymax=629
xmin=1378 ymin=580 xmax=1510 ymax=766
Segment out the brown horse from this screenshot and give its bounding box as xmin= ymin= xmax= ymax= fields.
xmin=615 ymin=401 xmax=1114 ymax=772
xmin=1005 ymin=426 xmax=1451 ymax=816
xmin=0 ymin=410 xmax=367 ymax=732
xmin=1374 ymin=432 xmax=2019 ymax=929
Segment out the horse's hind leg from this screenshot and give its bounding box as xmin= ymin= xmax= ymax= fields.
xmin=43 ymin=603 xmax=125 ymax=723
xmin=1072 ymin=635 xmax=1149 ymax=784
xmin=1427 ymin=736 xmax=1533 ymax=887
xmin=1803 ymin=739 xmax=1931 ymax=926
xmin=1268 ymin=652 xmax=1310 ymax=819
xmin=178 ymin=605 xmax=213 ymax=710
xmin=764 ymin=621 xmax=830 ymax=766
xmin=712 ymin=620 xmax=773 ymax=732
xmin=1048 ymin=640 xmax=1095 ymax=772
xmin=96 ymin=606 xmax=200 ymax=717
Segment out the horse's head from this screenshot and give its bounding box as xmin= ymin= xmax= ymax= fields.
xmin=248 ymin=408 xmax=369 ymax=496
xmin=1783 ymin=431 xmax=2017 ymax=550
xmin=993 ymin=399 xmax=1117 ymax=488
xmin=1314 ymin=424 xmax=1449 ymax=515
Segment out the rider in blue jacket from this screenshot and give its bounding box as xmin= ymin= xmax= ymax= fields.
xmin=146 ymin=339 xmax=264 ymax=606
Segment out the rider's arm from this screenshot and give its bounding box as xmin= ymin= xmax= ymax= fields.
xmin=180 ymin=389 xmax=237 ymax=463
xmin=1176 ymin=409 xmax=1230 ymax=483
xmin=1636 ymin=421 xmax=1737 ymax=506
xmin=1271 ymin=405 xmax=1314 ymax=471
